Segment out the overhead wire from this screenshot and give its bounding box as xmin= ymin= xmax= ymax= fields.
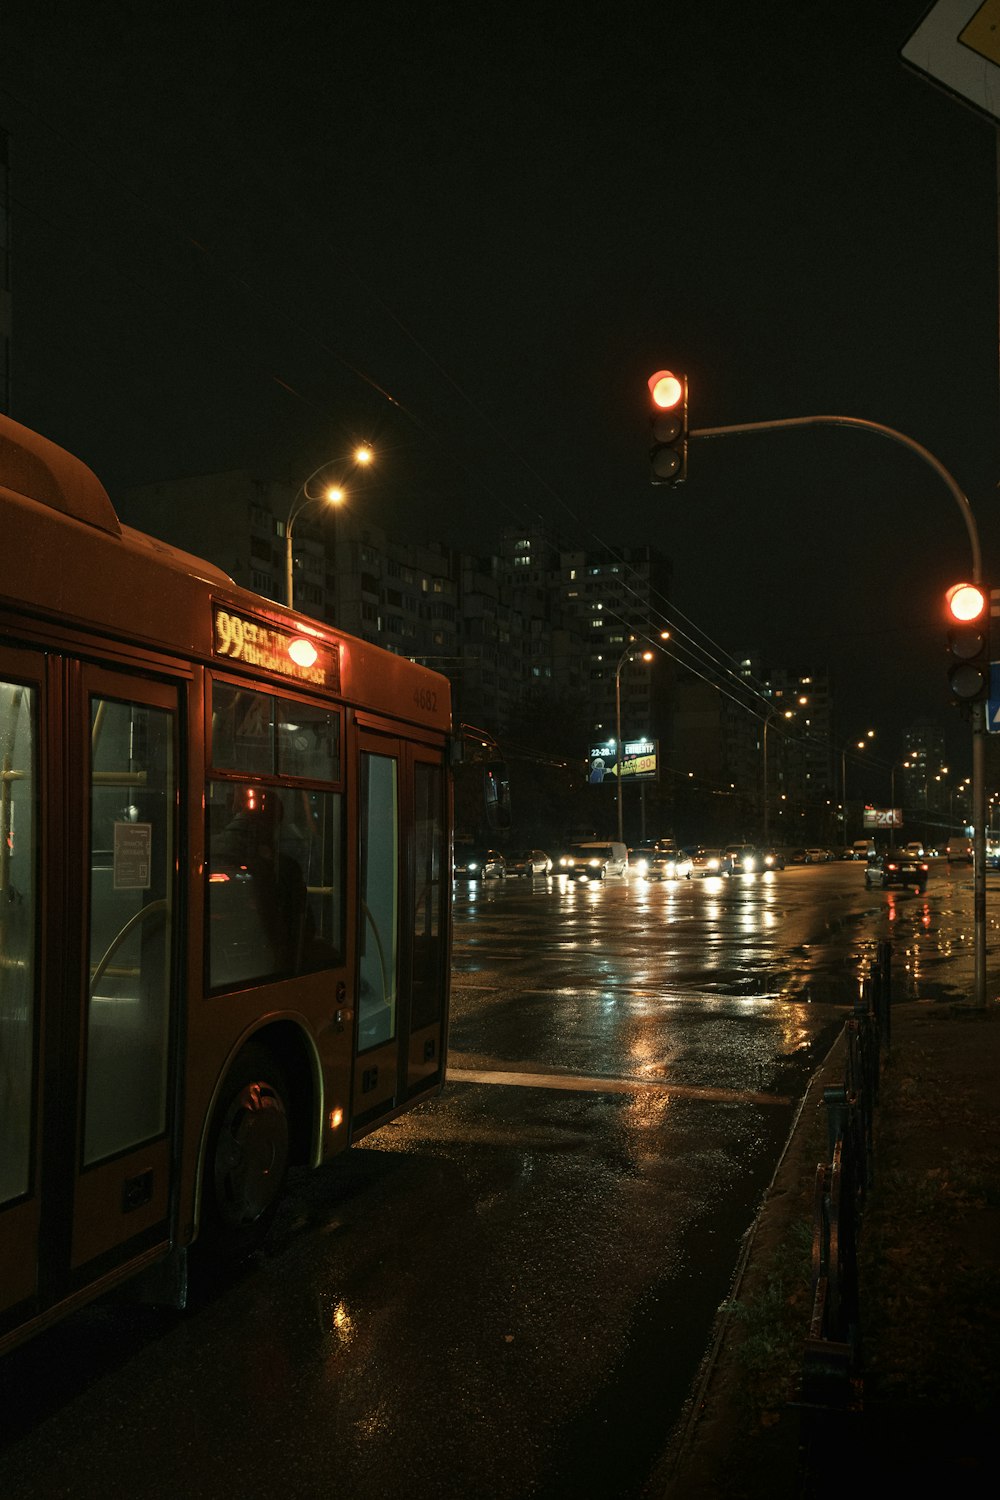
xmin=2 ymin=75 xmax=845 ymax=769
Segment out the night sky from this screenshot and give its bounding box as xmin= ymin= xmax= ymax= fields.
xmin=4 ymin=1 xmax=998 ymax=777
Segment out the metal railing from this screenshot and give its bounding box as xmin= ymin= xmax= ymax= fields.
xmin=800 ymin=939 xmax=891 ymax=1420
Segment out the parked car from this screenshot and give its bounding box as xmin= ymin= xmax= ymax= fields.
xmin=805 ymin=847 xmax=833 ymax=863
xmin=453 ymin=844 xmax=506 ymax=880
xmin=865 ymin=847 xmax=930 ymax=894
xmin=690 ymin=847 xmax=733 ymax=877
xmin=506 ymin=848 xmax=552 ymax=876
xmin=787 ymin=848 xmax=808 ymax=864
xmin=852 ymin=839 xmax=875 ymax=861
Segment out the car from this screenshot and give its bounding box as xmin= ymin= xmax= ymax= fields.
xmin=633 ymin=845 xmax=692 ymax=879
xmin=864 ymin=847 xmax=929 ymax=893
xmin=506 ymin=848 xmax=552 ymax=876
xmin=690 ymin=847 xmax=733 ymax=877
xmin=453 ymin=844 xmax=506 ymax=880
xmin=903 ymin=841 xmax=925 ymax=858
xmin=555 ymin=845 xmax=607 ymax=880
xmin=725 ymin=844 xmax=763 ymax=873
xmin=630 ymin=846 xmax=666 ymax=879
xmin=852 ymin=840 xmax=874 ymax=861
xmin=657 ymin=847 xmax=693 ymax=879
xmin=556 ymin=840 xmax=628 ymax=879
xmin=946 ymin=836 xmax=973 ymax=864
xmin=805 ymin=847 xmax=833 ymax=863
xmin=787 ymin=848 xmax=808 ymax=864
xmin=722 ymin=840 xmax=779 ymax=876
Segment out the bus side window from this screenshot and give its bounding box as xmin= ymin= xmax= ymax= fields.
xmin=206 ymin=782 xmax=344 ymax=989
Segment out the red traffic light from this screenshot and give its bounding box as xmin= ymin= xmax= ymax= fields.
xmin=648 ymin=370 xmax=689 ymax=485
xmin=648 ymin=370 xmax=684 ymax=409
xmin=945 ymin=581 xmax=990 ymax=702
xmin=946 ymin=582 xmax=986 ymax=623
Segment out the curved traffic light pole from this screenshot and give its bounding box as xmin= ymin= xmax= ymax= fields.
xmin=690 ymin=411 xmax=987 ymax=1007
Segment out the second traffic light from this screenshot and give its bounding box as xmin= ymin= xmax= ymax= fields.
xmin=945 ymin=581 xmax=990 ymax=703
xmin=648 ymin=370 xmax=688 ymax=485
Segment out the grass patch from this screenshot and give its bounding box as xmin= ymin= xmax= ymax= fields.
xmin=723 ymin=1219 xmax=813 ymax=1419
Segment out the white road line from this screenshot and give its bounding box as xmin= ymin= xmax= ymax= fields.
xmin=445 ymin=1067 xmax=789 ymax=1106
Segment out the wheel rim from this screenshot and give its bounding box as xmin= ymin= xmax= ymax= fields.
xmin=213 ymin=1078 xmax=290 ymax=1228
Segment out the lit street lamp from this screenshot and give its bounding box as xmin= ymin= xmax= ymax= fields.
xmin=284 ymin=444 xmax=374 ymax=609
xmin=761 ymin=707 xmax=793 ymax=846
xmin=614 ymin=640 xmax=655 ymax=844
xmin=890 ymin=758 xmax=911 ymax=812
xmin=840 ymin=729 xmax=875 ymax=842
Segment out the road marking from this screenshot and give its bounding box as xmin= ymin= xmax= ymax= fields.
xmin=446 ymin=1067 xmax=789 ymax=1107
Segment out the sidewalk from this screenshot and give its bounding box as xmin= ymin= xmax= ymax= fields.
xmin=656 ymin=998 xmax=1000 ymax=1498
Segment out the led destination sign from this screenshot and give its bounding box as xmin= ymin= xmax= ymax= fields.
xmin=212 ymin=605 xmax=340 ymax=690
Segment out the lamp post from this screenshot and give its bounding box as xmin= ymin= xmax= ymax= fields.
xmin=284 ymin=444 xmax=374 ymax=609
xmin=761 ymin=707 xmax=793 ymax=846
xmin=840 ymin=729 xmax=875 ymax=843
xmin=614 ymin=640 xmax=654 ymax=844
xmin=890 ymin=758 xmax=911 ymax=813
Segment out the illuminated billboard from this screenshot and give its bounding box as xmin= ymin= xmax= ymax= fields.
xmin=589 ymin=739 xmax=658 ymax=782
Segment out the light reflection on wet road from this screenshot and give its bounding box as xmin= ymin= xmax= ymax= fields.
xmin=2 ymin=860 xmax=994 ymax=1499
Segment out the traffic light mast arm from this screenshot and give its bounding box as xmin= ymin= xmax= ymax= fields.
xmin=689 ymin=412 xmax=982 ymax=584
xmin=688 ymin=406 xmax=987 ymax=1004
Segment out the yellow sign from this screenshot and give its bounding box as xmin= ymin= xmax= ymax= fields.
xmin=960 ymin=1 xmax=1000 ymax=67
xmin=903 ymin=1 xmax=1000 ymax=124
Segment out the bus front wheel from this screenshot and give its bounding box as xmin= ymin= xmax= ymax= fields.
xmin=203 ymin=1043 xmax=291 ymax=1258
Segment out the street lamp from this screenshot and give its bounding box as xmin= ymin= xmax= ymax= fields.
xmin=614 ymin=640 xmax=654 ymax=843
xmin=284 ymin=444 xmax=374 ymax=609
xmin=840 ymin=729 xmax=875 ymax=842
xmin=761 ymin=707 xmax=794 ymax=846
xmin=890 ymin=759 xmax=911 ymax=812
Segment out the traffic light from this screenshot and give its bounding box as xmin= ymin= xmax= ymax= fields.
xmin=945 ymin=582 xmax=990 ymax=702
xmin=648 ymin=370 xmax=688 ymax=485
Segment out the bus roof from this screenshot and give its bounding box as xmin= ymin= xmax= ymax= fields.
xmin=0 ymin=414 xmax=452 ymax=734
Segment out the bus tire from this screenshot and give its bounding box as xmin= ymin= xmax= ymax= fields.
xmin=202 ymin=1043 xmax=291 ymax=1258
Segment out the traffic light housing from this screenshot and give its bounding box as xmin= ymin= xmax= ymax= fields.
xmin=648 ymin=370 xmax=688 ymax=485
xmin=945 ymin=582 xmax=990 ymax=703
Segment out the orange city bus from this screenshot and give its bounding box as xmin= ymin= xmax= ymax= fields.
xmin=0 ymin=413 xmax=457 ymax=1355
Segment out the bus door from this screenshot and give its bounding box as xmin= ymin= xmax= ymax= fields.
xmin=352 ymin=729 xmax=448 ymax=1133
xmin=0 ymin=651 xmax=44 ymax=1324
xmin=0 ymin=656 xmax=179 ymax=1335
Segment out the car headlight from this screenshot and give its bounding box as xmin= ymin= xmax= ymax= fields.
xmin=708 ymin=858 xmax=719 ymax=870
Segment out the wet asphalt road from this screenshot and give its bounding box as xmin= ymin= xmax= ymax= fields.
xmin=2 ymin=859 xmax=989 ymax=1499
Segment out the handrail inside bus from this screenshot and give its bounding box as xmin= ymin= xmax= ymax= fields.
xmin=89 ymin=899 xmax=169 ymax=997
